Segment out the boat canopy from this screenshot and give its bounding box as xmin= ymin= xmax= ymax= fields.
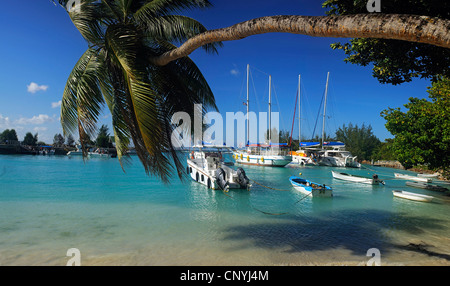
xmin=323 ymin=141 xmax=345 ymax=147
xmin=299 ymin=142 xmax=321 ymax=147
xmin=247 ymin=142 xmax=289 ymax=148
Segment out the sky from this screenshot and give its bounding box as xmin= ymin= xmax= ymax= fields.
xmin=0 ymin=0 xmax=433 ymax=145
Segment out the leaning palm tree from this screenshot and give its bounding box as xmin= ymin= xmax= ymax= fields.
xmin=55 ymin=0 xmax=221 ymax=182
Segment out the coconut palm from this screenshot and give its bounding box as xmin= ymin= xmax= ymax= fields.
xmin=55 ymin=0 xmax=221 ymax=182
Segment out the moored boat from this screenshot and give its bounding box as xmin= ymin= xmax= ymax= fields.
xmin=331 ymin=171 xmax=384 ymax=185
xmin=188 ymin=146 xmax=251 ymax=191
xmin=289 ymin=176 xmax=332 ymax=197
xmin=405 ymin=181 xmax=449 ymax=192
xmin=417 ymin=173 xmax=440 ymax=178
xmin=392 ymin=190 xmax=434 ymax=202
xmin=394 ymin=173 xmax=432 ymax=183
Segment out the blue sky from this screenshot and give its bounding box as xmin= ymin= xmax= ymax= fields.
xmin=0 ymin=0 xmax=432 ymax=144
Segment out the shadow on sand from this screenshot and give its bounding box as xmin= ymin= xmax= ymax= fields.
xmin=222 ymin=209 xmax=449 ymax=261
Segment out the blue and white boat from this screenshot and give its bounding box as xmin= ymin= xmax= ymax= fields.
xmin=289 ymin=176 xmax=333 ymax=197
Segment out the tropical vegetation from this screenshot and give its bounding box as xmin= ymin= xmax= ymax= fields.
xmin=381 ymin=76 xmax=450 ymax=178
xmin=54 ymin=0 xmax=220 ymax=182
xmin=335 ymin=123 xmax=381 ymax=161
xmin=0 ymin=129 xmax=19 ymax=144
xmin=323 ymin=0 xmax=450 ymax=85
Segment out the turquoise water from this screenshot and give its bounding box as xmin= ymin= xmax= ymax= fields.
xmin=0 ymin=154 xmax=449 ymax=265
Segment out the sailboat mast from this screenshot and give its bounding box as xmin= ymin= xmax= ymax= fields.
xmin=322 ymin=72 xmax=330 ymax=147
xmin=268 ymin=75 xmax=272 ymax=144
xmin=246 ymin=64 xmax=249 ymax=146
xmin=298 ymin=74 xmax=301 ymax=147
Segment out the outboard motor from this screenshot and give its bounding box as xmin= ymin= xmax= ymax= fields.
xmin=372 ymin=174 xmax=385 ymax=185
xmin=215 ymin=168 xmax=229 ymax=191
xmin=236 ymin=167 xmax=250 ymax=188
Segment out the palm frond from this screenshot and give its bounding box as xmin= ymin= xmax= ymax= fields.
xmin=61 ymin=48 xmax=105 ymax=156
xmin=133 ymin=0 xmax=212 ymax=18
xmin=140 ymin=15 xmax=222 ymax=53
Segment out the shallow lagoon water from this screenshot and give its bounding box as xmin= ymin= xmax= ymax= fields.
xmin=0 ymin=154 xmax=449 ymax=265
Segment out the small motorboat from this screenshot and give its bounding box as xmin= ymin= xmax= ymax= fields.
xmin=331 ymin=171 xmax=384 ymax=185
xmin=187 ymin=145 xmax=251 ymax=191
xmin=392 ymin=190 xmax=434 ymax=202
xmin=394 ymin=173 xmax=431 ymax=183
xmin=417 ymin=173 xmax=440 ymax=178
xmin=405 ymin=181 xmax=449 ymax=192
xmin=289 ymin=176 xmax=332 ymax=197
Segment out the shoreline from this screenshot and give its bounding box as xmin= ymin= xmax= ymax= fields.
xmin=362 ymin=160 xmax=449 ymax=182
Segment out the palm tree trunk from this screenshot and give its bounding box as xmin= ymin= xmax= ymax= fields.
xmin=150 ymin=14 xmax=450 ymax=66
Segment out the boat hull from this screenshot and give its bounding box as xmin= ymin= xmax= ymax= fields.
xmin=233 ymin=152 xmax=292 ymax=167
xmin=187 ymin=159 xmax=247 ymax=190
xmin=394 ymin=173 xmax=431 ymax=183
xmin=393 ymin=190 xmax=433 ymax=202
xmin=289 ymin=176 xmax=332 ymax=197
xmin=332 ymin=171 xmax=383 ymax=185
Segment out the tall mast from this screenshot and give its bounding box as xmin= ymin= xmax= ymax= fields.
xmin=268 ymin=75 xmax=272 ymax=145
xmin=246 ymin=64 xmax=249 ymax=146
xmin=322 ymin=72 xmax=330 ymax=147
xmin=298 ymin=74 xmax=301 ymax=147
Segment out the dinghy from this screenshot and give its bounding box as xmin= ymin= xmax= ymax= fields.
xmin=405 ymin=181 xmax=449 ymax=192
xmin=331 ymin=171 xmax=384 ymax=185
xmin=417 ymin=173 xmax=440 ymax=178
xmin=392 ymin=190 xmax=434 ymax=202
xmin=289 ymin=176 xmax=332 ymax=197
xmin=394 ymin=173 xmax=432 ymax=183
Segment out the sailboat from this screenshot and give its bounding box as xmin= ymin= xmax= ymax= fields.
xmin=233 ymin=65 xmax=292 ymax=167
xmin=316 ymin=72 xmax=361 ymax=168
xmin=290 ymin=74 xmax=320 ymax=166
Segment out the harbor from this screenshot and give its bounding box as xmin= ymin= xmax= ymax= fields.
xmin=0 ymin=154 xmax=449 ymax=266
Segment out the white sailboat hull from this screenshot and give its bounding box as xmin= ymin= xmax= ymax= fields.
xmin=233 ymin=152 xmax=292 ymax=167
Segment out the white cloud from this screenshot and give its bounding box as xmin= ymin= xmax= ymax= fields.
xmin=0 ymin=114 xmax=11 ymax=129
xmin=33 ymin=127 xmax=48 ymax=133
xmin=27 ymin=82 xmax=49 ymax=94
xmin=16 ymin=114 xmax=54 ymax=125
xmin=230 ymin=69 xmax=240 ymax=76
xmin=51 ymin=100 xmax=62 ymax=108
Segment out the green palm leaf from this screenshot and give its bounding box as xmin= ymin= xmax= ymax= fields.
xmin=61 ymin=48 xmax=105 ymax=156
xmin=58 ymin=0 xmax=221 ymax=182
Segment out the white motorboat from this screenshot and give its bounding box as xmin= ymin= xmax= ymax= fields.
xmin=318 ymin=144 xmax=361 ymax=168
xmin=394 ymin=173 xmax=432 ymax=183
xmin=289 ymin=176 xmax=333 ymax=197
xmin=405 ymin=181 xmax=449 ymax=192
xmin=331 ymin=171 xmax=384 ymax=185
xmin=187 ymin=146 xmax=251 ymax=191
xmin=417 ymin=173 xmax=440 ymax=178
xmin=392 ymin=190 xmax=434 ymax=202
